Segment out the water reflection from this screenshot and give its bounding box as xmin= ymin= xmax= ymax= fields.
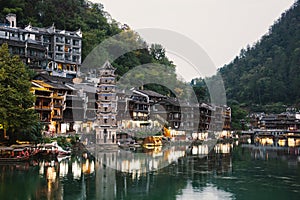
xmin=113 ymin=143 xmax=234 ymax=200
xmin=177 ymin=182 xmax=234 ymax=200
xmin=1 ymin=142 xmax=300 ymax=200
xmin=214 ymin=143 xmax=233 ymax=154
xmin=94 ymin=145 xmax=188 ymax=174
xmin=255 ymin=134 xmax=300 ymax=147
xmin=34 ymin=156 xmax=95 ymax=199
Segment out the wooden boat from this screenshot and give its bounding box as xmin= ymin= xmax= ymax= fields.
xmin=36 ymin=142 xmax=71 ymax=157
xmin=0 ymin=146 xmax=32 ymax=162
xmin=142 ymin=136 xmax=163 ymax=149
xmin=117 ymin=137 xmax=141 ymax=150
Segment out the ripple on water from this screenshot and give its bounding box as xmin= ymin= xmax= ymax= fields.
xmin=176 ymin=183 xmax=235 ymax=200
xmin=215 ymin=176 xmax=238 ymax=180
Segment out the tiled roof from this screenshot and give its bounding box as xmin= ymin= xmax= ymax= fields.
xmin=136 ymin=90 xmax=166 ymax=98
xmin=34 ymin=73 xmax=73 ymax=84
xmin=74 ymin=83 xmax=97 ymax=93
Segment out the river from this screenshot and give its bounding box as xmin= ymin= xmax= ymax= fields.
xmin=0 ymin=141 xmax=300 ymax=200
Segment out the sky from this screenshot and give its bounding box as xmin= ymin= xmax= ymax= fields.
xmin=91 ymin=0 xmax=295 ymax=81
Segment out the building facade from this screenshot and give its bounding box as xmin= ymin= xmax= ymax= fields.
xmin=0 ymin=13 xmax=82 ymax=78
xmin=31 ymin=74 xmax=73 ymax=134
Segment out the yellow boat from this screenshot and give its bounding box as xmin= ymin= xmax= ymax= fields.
xmin=142 ymin=136 xmax=163 ymax=149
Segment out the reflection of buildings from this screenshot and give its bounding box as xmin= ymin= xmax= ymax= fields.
xmin=92 ymin=146 xmax=188 ymax=200
xmin=188 ymin=142 xmax=233 ymax=174
xmin=243 ymin=144 xmax=300 ymax=164
xmin=30 ymin=143 xmax=231 ymax=200
xmin=95 ymin=154 xmax=117 ymax=200
xmin=111 ymin=143 xmax=233 ymax=199
xmin=37 ymin=157 xmax=95 ymax=199
xmin=94 ymin=143 xmax=233 ymax=182
xmin=248 ymin=131 xmax=300 ymax=148
xmin=95 ymin=146 xmax=187 ymax=175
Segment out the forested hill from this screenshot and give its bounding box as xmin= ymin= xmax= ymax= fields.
xmin=218 ymin=0 xmax=300 ymax=112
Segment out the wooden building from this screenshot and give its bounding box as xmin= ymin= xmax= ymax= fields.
xmin=31 ymin=74 xmax=73 ymax=134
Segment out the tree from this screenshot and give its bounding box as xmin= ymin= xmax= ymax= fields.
xmin=230 ymin=104 xmax=248 ymax=131
xmin=0 ymin=43 xmax=39 ymax=142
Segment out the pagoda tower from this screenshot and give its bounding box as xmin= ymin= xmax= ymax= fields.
xmin=95 ymin=61 xmax=117 ymax=144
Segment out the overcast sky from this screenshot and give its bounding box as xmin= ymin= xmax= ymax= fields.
xmin=91 ymin=0 xmax=295 ymax=81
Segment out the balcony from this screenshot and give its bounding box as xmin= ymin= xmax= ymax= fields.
xmin=98 ymin=87 xmax=116 ymax=93
xmin=98 ymin=118 xmax=116 ymax=126
xmin=98 ymin=107 xmax=113 ymax=113
xmin=98 ymin=96 xmax=115 ymax=102
xmin=56 ymin=37 xmax=65 ymax=44
xmin=99 ymin=79 xmax=115 ymax=84
xmin=52 ymin=115 xmax=63 ymax=121
xmin=53 ymin=103 xmax=63 ymax=108
xmin=72 ymin=40 xmax=80 ymax=46
xmin=132 ymin=116 xmax=150 ymax=121
xmin=35 ymin=105 xmax=52 ymax=110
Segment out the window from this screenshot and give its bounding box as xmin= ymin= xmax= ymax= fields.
xmin=73 ymin=40 xmax=79 ymax=46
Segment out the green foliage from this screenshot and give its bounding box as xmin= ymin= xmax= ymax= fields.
xmin=56 ymin=136 xmax=69 ymax=149
xmin=191 ymin=78 xmax=209 ymax=102
xmin=230 ymin=104 xmax=248 ymax=131
xmin=0 ymin=43 xmax=40 ymax=142
xmin=219 ymin=1 xmax=300 ymax=111
xmin=150 ymin=44 xmax=175 ymax=66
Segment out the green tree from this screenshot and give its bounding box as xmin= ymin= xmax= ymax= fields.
xmin=230 ymin=104 xmax=248 ymax=131
xmin=0 ymin=43 xmax=39 ymax=143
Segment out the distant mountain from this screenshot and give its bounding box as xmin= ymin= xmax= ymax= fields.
xmin=218 ymin=0 xmax=300 ymax=112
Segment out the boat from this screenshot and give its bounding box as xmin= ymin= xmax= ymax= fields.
xmin=36 ymin=141 xmax=71 ymax=157
xmin=0 ymin=146 xmax=33 ymax=162
xmin=142 ymin=136 xmax=163 ymax=149
xmin=118 ymin=140 xmax=141 ymax=150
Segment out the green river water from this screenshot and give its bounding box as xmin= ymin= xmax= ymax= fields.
xmin=0 ymin=142 xmax=300 ymax=200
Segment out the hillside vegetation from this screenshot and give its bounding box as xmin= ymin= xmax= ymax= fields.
xmin=218 ymin=0 xmax=300 ymax=112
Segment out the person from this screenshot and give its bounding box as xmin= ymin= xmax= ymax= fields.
xmin=25 ymin=150 xmax=29 ymax=157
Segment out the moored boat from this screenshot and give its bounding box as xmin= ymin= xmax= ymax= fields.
xmin=142 ymin=136 xmax=163 ymax=149
xmin=0 ymin=146 xmax=35 ymax=162
xmin=36 ymin=141 xmax=71 ymax=157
